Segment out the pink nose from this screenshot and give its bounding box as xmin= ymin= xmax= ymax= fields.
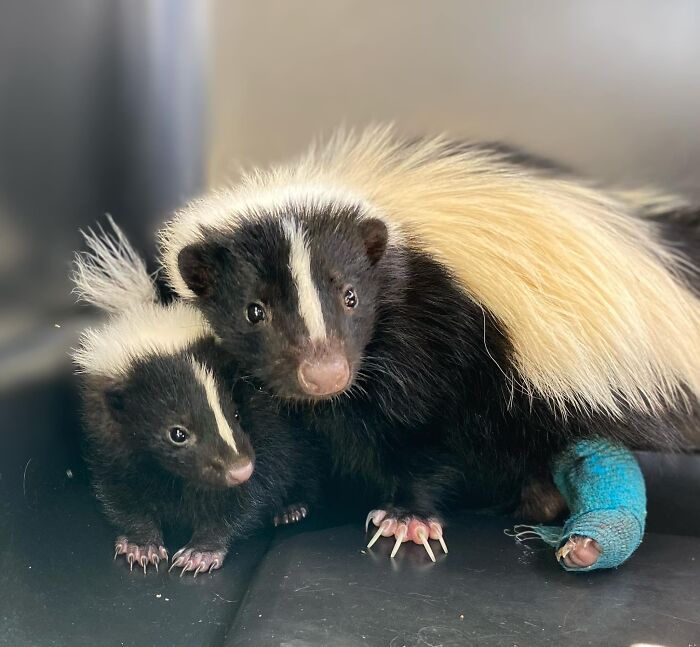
xmin=297 ymin=356 xmax=351 ymax=396
xmin=225 ymin=461 xmax=254 ymax=486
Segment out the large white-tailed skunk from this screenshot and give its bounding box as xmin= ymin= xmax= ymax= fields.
xmin=72 ymin=217 xmax=322 ymax=575
xmin=158 ymin=126 xmax=700 ymax=560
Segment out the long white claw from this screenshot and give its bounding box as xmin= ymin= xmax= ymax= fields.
xmin=367 ymin=523 xmax=385 ymax=549
xmin=417 ymin=529 xmax=436 ymax=562
xmin=365 ymin=510 xmax=377 ymax=532
xmin=390 ymin=526 xmax=407 ymax=559
xmin=193 ymin=564 xmax=205 ymax=579
xmin=364 ymin=509 xmax=387 ymax=532
xmin=180 ymin=560 xmax=193 ymax=578
xmin=422 ymin=538 xmax=436 ymax=562
xmin=430 ymin=521 xmax=448 ymax=554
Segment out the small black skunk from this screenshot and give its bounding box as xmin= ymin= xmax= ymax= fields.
xmin=71 ymin=218 xmax=321 ymax=575
xmin=159 ymin=127 xmax=700 ymax=563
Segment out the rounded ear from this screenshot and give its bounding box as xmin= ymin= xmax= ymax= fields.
xmin=358 ymin=218 xmax=388 ymax=266
xmin=105 ymin=387 xmax=126 ymax=419
xmin=177 ymin=244 xmax=223 ymax=298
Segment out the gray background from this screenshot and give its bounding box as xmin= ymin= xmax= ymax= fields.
xmin=0 ymin=0 xmax=698 ymax=387
xmin=207 ymin=1 xmax=700 ymax=197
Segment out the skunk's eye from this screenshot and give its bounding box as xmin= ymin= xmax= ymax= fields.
xmin=246 ymin=302 xmax=267 ymax=324
xmin=168 ymin=425 xmax=190 ymax=445
xmin=343 ymin=286 xmax=358 ymax=309
xmin=233 ymin=411 xmax=240 ymax=421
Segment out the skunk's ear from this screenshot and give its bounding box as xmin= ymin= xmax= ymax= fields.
xmin=358 ymin=218 xmax=388 ymax=266
xmin=178 ymin=243 xmax=230 ymax=298
xmin=105 ymin=387 xmax=126 ymax=418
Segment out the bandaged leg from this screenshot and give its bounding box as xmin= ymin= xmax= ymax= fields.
xmin=511 ymin=439 xmax=646 ymax=572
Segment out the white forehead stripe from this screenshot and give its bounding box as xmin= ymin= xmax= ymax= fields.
xmin=282 ymin=220 xmax=327 ymax=341
xmin=189 ymin=358 xmax=238 ymax=453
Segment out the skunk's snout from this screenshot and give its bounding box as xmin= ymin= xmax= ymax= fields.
xmin=297 ymin=353 xmax=351 ymax=397
xmin=225 ymin=459 xmax=254 ymax=486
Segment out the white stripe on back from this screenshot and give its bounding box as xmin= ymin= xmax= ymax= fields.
xmin=189 ymin=358 xmax=238 ymax=453
xmin=282 ymin=220 xmax=327 ymax=341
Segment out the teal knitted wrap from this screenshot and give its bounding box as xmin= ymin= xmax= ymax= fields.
xmin=519 ymin=439 xmax=647 ymax=572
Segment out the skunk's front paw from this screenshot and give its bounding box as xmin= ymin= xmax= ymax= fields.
xmin=556 ymin=534 xmax=602 ymax=569
xmin=365 ymin=508 xmax=447 ymax=562
xmin=169 ymin=545 xmax=227 ymax=577
xmin=274 ymin=502 xmax=309 ymax=526
xmin=114 ymin=536 xmax=168 ymax=574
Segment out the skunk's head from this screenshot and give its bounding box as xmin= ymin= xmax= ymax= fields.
xmin=176 ymin=204 xmax=392 ymax=400
xmin=104 ymin=353 xmax=255 ymax=489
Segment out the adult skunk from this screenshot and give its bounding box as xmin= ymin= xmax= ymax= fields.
xmin=158 ymin=126 xmax=700 ymax=563
xmin=72 ymin=218 xmax=320 ymax=575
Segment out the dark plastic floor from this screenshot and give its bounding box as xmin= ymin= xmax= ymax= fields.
xmin=2 ymin=377 xmax=699 ymax=647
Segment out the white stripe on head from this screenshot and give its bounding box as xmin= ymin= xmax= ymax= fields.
xmin=282 ymin=219 xmax=327 ymax=341
xmin=189 ymin=358 xmax=238 ymax=453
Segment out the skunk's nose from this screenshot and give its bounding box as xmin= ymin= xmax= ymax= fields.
xmin=297 ymin=355 xmax=351 ymax=396
xmin=225 ymin=460 xmax=254 ymax=486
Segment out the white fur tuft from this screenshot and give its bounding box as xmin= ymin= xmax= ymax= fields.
xmin=158 ymin=125 xmax=700 ymax=417
xmin=71 ymin=301 xmax=214 ymax=379
xmin=72 ymin=215 xmax=158 ymax=314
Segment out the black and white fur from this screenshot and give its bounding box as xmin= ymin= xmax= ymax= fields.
xmin=160 ymin=129 xmax=700 ymax=556
xmin=72 ymin=218 xmax=322 ymax=574
xmin=170 ymin=208 xmax=578 ymax=521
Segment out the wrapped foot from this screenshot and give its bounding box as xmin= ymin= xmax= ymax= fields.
xmin=508 ymin=440 xmax=646 ymax=572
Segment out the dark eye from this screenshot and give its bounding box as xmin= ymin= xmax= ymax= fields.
xmin=343 ymin=286 xmax=358 ymax=309
xmin=246 ymin=302 xmax=267 ymax=324
xmin=168 ymin=425 xmax=190 ymax=445
xmin=234 ymin=411 xmax=240 ymax=421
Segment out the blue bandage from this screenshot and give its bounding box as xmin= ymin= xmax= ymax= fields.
xmin=515 ymin=439 xmax=647 ymax=571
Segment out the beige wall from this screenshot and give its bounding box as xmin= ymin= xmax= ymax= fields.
xmin=206 ymin=1 xmax=700 ymax=198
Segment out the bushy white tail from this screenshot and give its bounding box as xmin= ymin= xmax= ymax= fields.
xmin=72 ymin=215 xmax=158 ymax=314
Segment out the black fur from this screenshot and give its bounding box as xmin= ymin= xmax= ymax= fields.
xmin=646 ymin=207 xmax=700 ymax=293
xmin=79 ymin=338 xmax=324 ymax=561
xmin=178 ymin=201 xmax=698 ymax=523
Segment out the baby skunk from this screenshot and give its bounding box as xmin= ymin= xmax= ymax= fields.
xmin=158 ymin=127 xmax=700 ymax=562
xmin=71 ymin=217 xmax=321 ymax=575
